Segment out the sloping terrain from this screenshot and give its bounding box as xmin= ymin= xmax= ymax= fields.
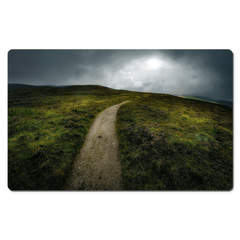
xmin=65 ymin=101 xmax=129 ymax=190
xmin=8 ymin=85 xmax=140 ymax=190
xmin=116 ymin=94 xmax=233 ymax=190
xmin=183 ymin=95 xmax=233 ymax=107
xmin=8 ymin=84 xmax=233 ymax=191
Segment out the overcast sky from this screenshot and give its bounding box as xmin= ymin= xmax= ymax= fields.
xmin=8 ymin=50 xmax=233 ymax=101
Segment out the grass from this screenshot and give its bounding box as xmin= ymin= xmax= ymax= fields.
xmin=8 ymin=85 xmax=233 ymax=190
xmin=116 ymin=94 xmax=233 ymax=190
xmin=8 ymin=85 xmax=140 ymax=190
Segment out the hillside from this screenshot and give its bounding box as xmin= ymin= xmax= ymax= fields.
xmin=8 ymin=84 xmax=233 ymax=190
xmin=8 ymin=84 xmax=141 ymax=190
xmin=116 ymin=94 xmax=233 ymax=190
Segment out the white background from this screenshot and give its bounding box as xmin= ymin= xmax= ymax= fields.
xmin=1 ymin=1 xmax=239 ymax=239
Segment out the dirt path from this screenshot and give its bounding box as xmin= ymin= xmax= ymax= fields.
xmin=65 ymin=101 xmax=129 ymax=190
xmin=177 ymin=95 xmax=185 ymax=98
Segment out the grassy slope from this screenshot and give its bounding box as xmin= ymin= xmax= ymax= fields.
xmin=8 ymin=85 xmax=233 ymax=191
xmin=8 ymin=85 xmax=140 ymax=190
xmin=116 ymin=94 xmax=233 ymax=190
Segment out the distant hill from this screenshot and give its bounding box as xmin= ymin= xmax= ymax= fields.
xmin=8 ymin=83 xmax=36 ymax=92
xmin=215 ymin=100 xmax=233 ymax=108
xmin=183 ymin=94 xmax=233 ymax=107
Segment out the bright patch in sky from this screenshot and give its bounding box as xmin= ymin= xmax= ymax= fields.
xmin=146 ymin=58 xmax=163 ymax=70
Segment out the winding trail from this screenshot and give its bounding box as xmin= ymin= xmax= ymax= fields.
xmin=65 ymin=101 xmax=129 ymax=190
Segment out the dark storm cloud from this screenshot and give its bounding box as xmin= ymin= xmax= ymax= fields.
xmin=157 ymin=50 xmax=233 ymax=100
xmin=8 ymin=49 xmax=233 ymax=101
xmin=8 ymin=50 xmax=86 ymax=84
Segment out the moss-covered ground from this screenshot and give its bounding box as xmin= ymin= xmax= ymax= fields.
xmin=116 ymin=94 xmax=233 ymax=190
xmin=8 ymin=85 xmax=140 ymax=190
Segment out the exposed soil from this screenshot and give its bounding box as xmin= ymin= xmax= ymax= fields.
xmin=64 ymin=101 xmax=129 ymax=190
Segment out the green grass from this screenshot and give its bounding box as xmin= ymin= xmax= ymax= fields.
xmin=116 ymin=94 xmax=233 ymax=190
xmin=8 ymin=85 xmax=140 ymax=190
xmin=8 ymin=85 xmax=233 ymax=190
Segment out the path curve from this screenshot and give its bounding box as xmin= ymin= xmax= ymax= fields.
xmin=65 ymin=101 xmax=129 ymax=190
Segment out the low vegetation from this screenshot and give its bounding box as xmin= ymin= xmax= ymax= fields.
xmin=8 ymin=85 xmax=233 ymax=190
xmin=116 ymin=94 xmax=233 ymax=190
xmin=8 ymin=85 xmax=140 ymax=190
